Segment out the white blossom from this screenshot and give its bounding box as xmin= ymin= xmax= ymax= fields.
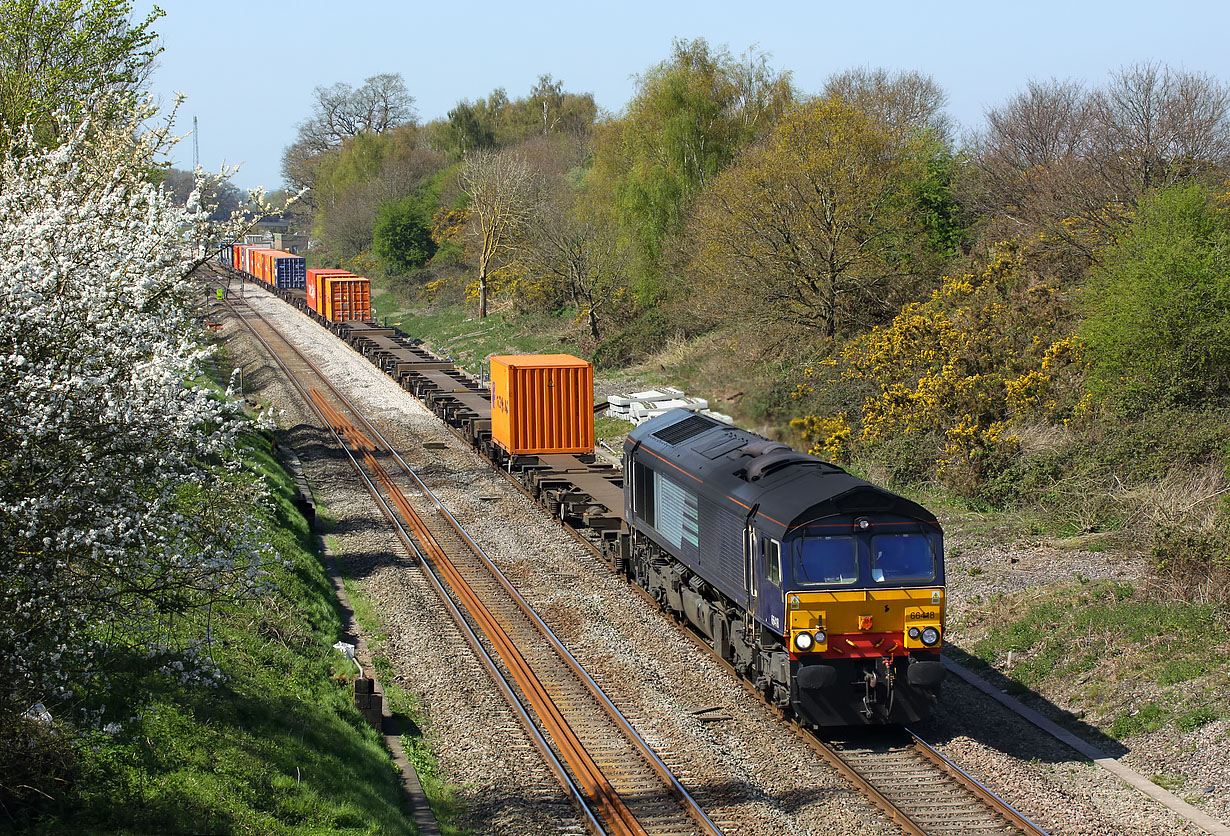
xmin=0 ymin=99 xmax=282 ymax=723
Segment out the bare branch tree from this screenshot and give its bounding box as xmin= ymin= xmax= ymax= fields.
xmin=515 ymin=171 xmax=628 ymax=340
xmin=824 ymin=67 xmax=952 ymax=142
xmin=966 ymin=65 xmax=1230 ymax=259
xmin=1092 ymin=62 xmax=1230 ymax=195
xmin=460 ymin=149 xmax=535 ymax=317
xmin=286 ymin=74 xmax=416 ymax=158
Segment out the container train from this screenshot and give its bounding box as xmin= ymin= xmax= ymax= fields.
xmin=223 ymin=243 xmax=372 ymax=323
xmin=216 ymin=252 xmax=946 ymax=726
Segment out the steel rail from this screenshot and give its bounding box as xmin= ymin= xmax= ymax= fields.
xmin=907 ymin=729 xmax=1051 ymax=836
xmin=221 ymin=287 xmax=716 ymax=836
xmin=221 ymin=293 xmax=609 ymax=836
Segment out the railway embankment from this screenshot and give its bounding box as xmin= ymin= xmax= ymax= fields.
xmin=22 ymin=430 xmax=419 ymax=835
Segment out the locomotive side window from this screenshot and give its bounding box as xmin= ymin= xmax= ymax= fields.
xmin=763 ymin=538 xmax=781 ymax=586
xmin=870 ymin=534 xmax=935 ymax=582
xmin=793 ymin=535 xmax=858 ymax=585
xmin=632 ymin=460 xmax=655 ymax=528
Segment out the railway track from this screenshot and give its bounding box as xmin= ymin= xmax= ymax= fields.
xmin=808 ymin=729 xmax=1049 ymax=836
xmin=216 ymin=283 xmax=721 ymax=836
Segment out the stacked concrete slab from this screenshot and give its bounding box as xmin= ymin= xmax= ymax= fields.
xmin=606 ymin=387 xmax=731 ymax=425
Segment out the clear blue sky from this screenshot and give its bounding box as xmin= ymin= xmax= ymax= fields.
xmin=134 ymin=0 xmax=1230 ymax=193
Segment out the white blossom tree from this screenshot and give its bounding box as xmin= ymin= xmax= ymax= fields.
xmin=0 ymin=102 xmax=272 ymax=734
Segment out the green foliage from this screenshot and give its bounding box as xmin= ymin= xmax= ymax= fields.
xmin=1110 ymin=702 xmax=1169 ymax=738
xmin=909 ymin=144 xmax=968 ymax=260
xmin=309 ymin=124 xmax=446 ymax=262
xmin=966 ymin=581 xmax=1228 ymax=737
xmin=589 ymin=38 xmax=793 ymax=295
xmin=374 ymin=191 xmax=437 ymax=275
xmin=592 ymin=307 xmax=695 ymax=369
xmin=688 ymin=95 xmax=931 ymax=339
xmin=20 ymin=434 xmax=415 ymax=835
xmin=0 ymin=0 xmax=163 ymax=150
xmin=1081 ymin=183 xmax=1230 ymax=411
xmin=425 ymin=75 xmax=597 ymax=161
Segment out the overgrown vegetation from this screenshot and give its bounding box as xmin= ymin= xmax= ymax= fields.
xmin=958 ymin=581 xmax=1230 ymax=739
xmin=16 ymin=435 xmax=416 ymax=834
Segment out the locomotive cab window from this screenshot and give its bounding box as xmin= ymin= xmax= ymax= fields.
xmin=870 ymin=533 xmax=935 ymax=582
xmin=763 ymin=538 xmax=781 ymax=586
xmin=793 ymin=535 xmax=858 ymax=585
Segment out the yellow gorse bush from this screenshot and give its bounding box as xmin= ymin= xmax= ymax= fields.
xmin=793 ymin=240 xmax=1087 ymax=494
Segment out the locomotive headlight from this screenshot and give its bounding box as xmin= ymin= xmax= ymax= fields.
xmin=920 ymin=626 xmax=941 ymax=646
xmin=908 ymin=626 xmax=921 ymax=640
xmin=794 ymin=631 xmax=815 ymax=652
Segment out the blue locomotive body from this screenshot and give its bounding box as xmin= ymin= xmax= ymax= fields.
xmin=623 ymin=409 xmax=946 ymax=726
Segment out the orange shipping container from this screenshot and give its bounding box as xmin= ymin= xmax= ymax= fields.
xmin=322 ymin=275 xmax=370 ymax=322
xmin=489 ymin=355 xmax=594 ymax=455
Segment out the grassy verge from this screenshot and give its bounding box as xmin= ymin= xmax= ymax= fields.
xmin=955 ymin=580 xmax=1230 ymax=739
xmin=376 ymin=305 xmax=585 ymax=378
xmin=26 ymin=433 xmax=415 ymax=835
xmin=337 ymin=572 xmax=466 ymax=836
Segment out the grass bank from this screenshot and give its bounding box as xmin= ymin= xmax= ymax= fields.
xmin=24 ymin=433 xmax=416 ymax=835
xmin=954 ymin=580 xmax=1230 ymax=739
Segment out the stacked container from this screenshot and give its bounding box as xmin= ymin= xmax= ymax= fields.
xmin=306 ymin=268 xmax=371 ymax=322
xmin=248 ymin=249 xmax=306 ymax=289
xmin=489 ymin=354 xmax=594 ymax=455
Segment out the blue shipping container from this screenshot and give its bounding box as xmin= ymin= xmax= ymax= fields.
xmin=272 ymin=255 xmax=307 ymax=289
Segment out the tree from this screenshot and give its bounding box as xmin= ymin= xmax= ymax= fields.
xmin=1090 ymin=62 xmax=1230 ymax=196
xmin=824 ymin=67 xmax=952 ymax=142
xmin=967 ymin=66 xmax=1230 ymax=260
xmin=1081 ymin=183 xmax=1230 ymax=410
xmin=0 ymin=103 xmax=268 ymax=795
xmin=965 ymin=78 xmax=1096 ymax=239
xmin=590 ymin=38 xmax=793 ymax=286
xmin=460 ymin=148 xmax=534 ymax=317
xmin=0 ymin=0 xmax=162 ymax=150
xmin=512 ymin=138 xmax=629 ymax=340
xmin=687 ymin=96 xmax=924 ymax=338
xmin=307 ymin=125 xmax=444 ymax=262
xmin=373 ymin=192 xmax=436 ymax=275
xmin=281 ymin=73 xmax=416 ymax=197
xmin=424 ymin=78 xmax=597 ymax=160
xmin=292 ymin=73 xmax=416 ymax=155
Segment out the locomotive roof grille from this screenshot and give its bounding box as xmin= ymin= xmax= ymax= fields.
xmin=651 ymin=413 xmax=719 ymax=445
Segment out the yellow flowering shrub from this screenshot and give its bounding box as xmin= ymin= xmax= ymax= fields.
xmin=792 ymin=240 xmax=1088 ymax=496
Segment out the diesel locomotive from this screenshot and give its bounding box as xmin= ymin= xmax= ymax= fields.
xmin=617 ymin=409 xmax=946 ymax=725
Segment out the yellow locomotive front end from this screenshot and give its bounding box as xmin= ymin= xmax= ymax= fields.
xmin=774 ymin=521 xmax=947 ymax=725
xmin=786 ymin=586 xmax=946 ymax=724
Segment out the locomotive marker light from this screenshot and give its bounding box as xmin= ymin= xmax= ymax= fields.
xmin=908 ymin=627 xmax=921 ymax=640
